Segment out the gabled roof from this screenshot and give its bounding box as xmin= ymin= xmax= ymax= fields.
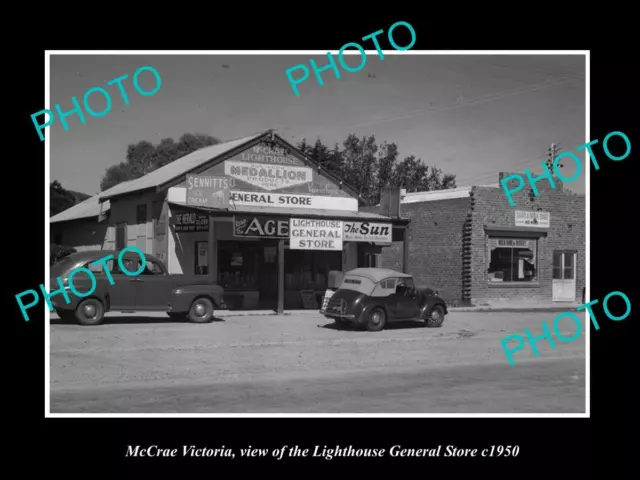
xmin=98 ymin=130 xmax=361 ymax=203
xmin=50 ymin=179 xmax=142 ymax=223
xmin=50 ymin=195 xmax=109 ymax=223
xmin=98 ymin=132 xmax=265 ymax=202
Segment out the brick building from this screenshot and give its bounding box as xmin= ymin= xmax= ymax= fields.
xmin=379 ymin=173 xmax=585 ymax=307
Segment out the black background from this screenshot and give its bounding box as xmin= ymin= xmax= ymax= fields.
xmin=10 ymin=8 xmax=633 ymax=478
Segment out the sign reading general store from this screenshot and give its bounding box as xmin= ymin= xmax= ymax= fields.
xmin=515 ymin=210 xmax=550 ymax=228
xmin=233 ymin=215 xmax=289 ymax=238
xmin=343 ymin=221 xmax=392 ymax=242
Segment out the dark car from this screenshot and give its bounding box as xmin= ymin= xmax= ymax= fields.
xmin=321 ymin=268 xmax=448 ymax=332
xmin=49 ymin=250 xmax=224 ymax=326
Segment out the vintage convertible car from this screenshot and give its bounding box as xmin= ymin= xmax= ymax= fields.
xmin=321 ymin=268 xmax=448 ymax=332
xmin=49 ymin=250 xmax=224 ymax=326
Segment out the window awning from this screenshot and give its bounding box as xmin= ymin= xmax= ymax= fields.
xmin=167 ymin=201 xmax=410 ymax=224
xmin=484 ymin=224 xmax=548 ymax=237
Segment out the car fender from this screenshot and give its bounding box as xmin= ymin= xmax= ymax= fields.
xmin=170 ymin=285 xmax=224 ymax=312
xmin=360 ymin=302 xmax=388 ymax=321
xmin=419 ymin=297 xmax=448 ymax=319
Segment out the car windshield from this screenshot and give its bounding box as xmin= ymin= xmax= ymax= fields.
xmin=338 ymin=275 xmax=376 ymax=295
xmin=50 ymin=255 xmax=83 ymax=278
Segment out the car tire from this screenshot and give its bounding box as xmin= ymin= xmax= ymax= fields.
xmin=187 ymin=297 xmax=215 ymax=323
xmin=75 ymin=298 xmax=105 ymax=326
xmin=167 ymin=312 xmax=186 ymax=321
xmin=366 ymin=307 xmax=386 ymax=332
xmin=425 ymin=304 xmax=445 ymax=328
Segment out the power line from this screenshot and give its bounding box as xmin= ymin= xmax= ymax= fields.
xmin=281 ymin=72 xmax=585 ymax=140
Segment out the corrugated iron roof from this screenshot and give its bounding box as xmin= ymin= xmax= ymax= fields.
xmin=167 ymin=201 xmax=400 ymax=221
xmin=98 ymin=132 xmax=265 ymax=202
xmin=50 ymin=194 xmax=111 ymax=224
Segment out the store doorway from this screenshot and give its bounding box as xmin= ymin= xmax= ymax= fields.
xmin=552 ymin=250 xmax=577 ymax=302
xmin=258 ymin=242 xmax=279 ymax=311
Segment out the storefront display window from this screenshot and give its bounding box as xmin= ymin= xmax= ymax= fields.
xmin=218 ymin=241 xmax=259 ymax=289
xmin=284 ymin=250 xmax=341 ymax=290
xmin=194 ymin=241 xmax=209 ymax=275
xmin=488 ymin=237 xmax=537 ymax=283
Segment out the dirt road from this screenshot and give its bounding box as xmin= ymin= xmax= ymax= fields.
xmin=49 ymin=311 xmax=587 ymax=414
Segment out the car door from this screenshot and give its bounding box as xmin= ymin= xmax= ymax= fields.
xmin=85 ymin=256 xmax=136 ymax=310
xmin=131 ymin=258 xmax=175 ymax=311
xmin=395 ymin=278 xmax=420 ymax=319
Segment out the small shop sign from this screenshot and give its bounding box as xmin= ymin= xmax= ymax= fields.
xmin=493 ymin=238 xmax=532 ymax=248
xmin=515 ymin=210 xmax=550 ymax=228
xmin=186 ymin=174 xmax=231 ymax=208
xmin=170 ymin=212 xmax=209 ymax=232
xmin=289 ymin=218 xmax=343 ymax=250
xmin=233 ymin=215 xmax=289 ymax=238
xmin=343 ymin=221 xmax=392 ymax=242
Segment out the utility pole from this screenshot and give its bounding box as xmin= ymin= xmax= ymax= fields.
xmin=546 ymin=142 xmax=563 ymax=171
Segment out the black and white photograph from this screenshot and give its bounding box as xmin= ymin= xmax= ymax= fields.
xmin=45 ymin=51 xmax=588 ymax=415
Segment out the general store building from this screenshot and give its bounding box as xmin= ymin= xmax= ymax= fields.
xmin=377 ymin=173 xmax=585 ymax=307
xmin=51 ymin=130 xmax=410 ymax=312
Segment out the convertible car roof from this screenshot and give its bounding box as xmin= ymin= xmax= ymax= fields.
xmin=345 ymin=268 xmax=411 ymax=282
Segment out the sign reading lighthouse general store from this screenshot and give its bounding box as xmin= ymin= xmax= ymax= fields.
xmin=290 ymin=218 xmax=343 ymax=250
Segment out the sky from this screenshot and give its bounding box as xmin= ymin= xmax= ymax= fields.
xmin=49 ymin=53 xmax=586 ymax=196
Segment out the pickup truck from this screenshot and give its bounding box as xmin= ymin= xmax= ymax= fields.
xmin=49 ymin=250 xmax=224 ymax=326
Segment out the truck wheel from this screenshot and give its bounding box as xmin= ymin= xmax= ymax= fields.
xmin=366 ymin=307 xmax=386 ymax=332
xmin=187 ymin=297 xmax=214 ymax=323
xmin=425 ymin=305 xmax=445 ymax=328
xmin=75 ymin=298 xmax=105 ymax=326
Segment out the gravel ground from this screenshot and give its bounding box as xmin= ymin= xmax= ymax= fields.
xmin=49 ymin=310 xmax=587 ymax=413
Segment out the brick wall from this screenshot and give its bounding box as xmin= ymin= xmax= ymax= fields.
xmin=470 ymin=180 xmax=585 ymax=305
xmin=379 ymin=197 xmax=471 ymax=303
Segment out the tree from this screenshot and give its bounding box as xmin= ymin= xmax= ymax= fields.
xmin=297 ymin=134 xmax=457 ymax=206
xmin=50 ymin=180 xmax=79 ymax=216
xmin=100 ymin=133 xmax=221 ymax=191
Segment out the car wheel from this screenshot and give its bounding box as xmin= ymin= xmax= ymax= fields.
xmin=187 ymin=297 xmax=214 ymax=323
xmin=75 ymin=298 xmax=105 ymax=326
xmin=425 ymin=305 xmax=445 ymax=328
xmin=366 ymin=307 xmax=386 ymax=332
xmin=167 ymin=312 xmax=186 ymax=321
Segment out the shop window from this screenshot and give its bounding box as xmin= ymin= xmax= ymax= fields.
xmin=284 ymin=250 xmax=342 ymax=290
xmin=115 ymin=223 xmax=127 ymax=250
xmin=488 ymin=237 xmax=537 ymax=283
xmin=136 ymin=204 xmax=147 ymax=224
xmin=553 ymin=250 xmax=575 ymax=280
xmin=195 ymin=241 xmax=209 ymax=276
xmin=218 ymin=241 xmax=260 ymax=289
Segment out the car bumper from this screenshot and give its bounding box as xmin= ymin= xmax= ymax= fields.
xmin=321 ymin=309 xmax=367 ymax=326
